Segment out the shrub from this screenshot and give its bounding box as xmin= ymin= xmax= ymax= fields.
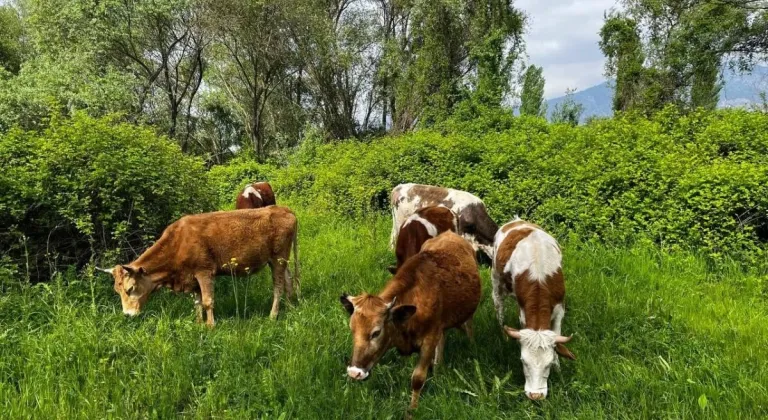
xmin=225 ymin=107 xmax=768 ymax=264
xmin=0 ymin=113 xmax=214 ymax=280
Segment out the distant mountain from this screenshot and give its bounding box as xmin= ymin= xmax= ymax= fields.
xmin=545 ymin=66 xmax=768 ymax=122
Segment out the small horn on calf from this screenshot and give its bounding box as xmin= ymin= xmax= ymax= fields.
xmin=555 ymin=335 xmax=573 ymax=344
xmin=503 ymin=326 xmax=522 ymax=339
xmin=95 ymin=266 xmax=114 ymax=275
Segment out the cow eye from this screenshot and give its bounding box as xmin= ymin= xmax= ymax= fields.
xmin=370 ymin=329 xmax=381 ymax=340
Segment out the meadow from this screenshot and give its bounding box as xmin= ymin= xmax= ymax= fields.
xmin=1 ymin=206 xmax=766 ymax=419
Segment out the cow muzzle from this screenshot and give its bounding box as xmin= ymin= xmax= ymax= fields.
xmin=346 ymin=366 xmax=370 ymax=381
xmin=123 ymin=308 xmax=139 ymax=316
xmin=526 ymin=390 xmax=547 ymax=401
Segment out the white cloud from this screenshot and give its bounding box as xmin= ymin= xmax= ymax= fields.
xmin=517 ymin=0 xmax=619 ymax=98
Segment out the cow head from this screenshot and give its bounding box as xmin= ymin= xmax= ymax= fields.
xmin=504 ymin=327 xmax=575 ymax=400
xmin=97 ymin=265 xmax=154 ymax=316
xmin=339 ymin=293 xmax=416 ymax=381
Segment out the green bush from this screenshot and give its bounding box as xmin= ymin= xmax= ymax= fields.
xmin=0 ymin=113 xmax=214 ymax=279
xmin=224 ymin=107 xmax=768 ymax=264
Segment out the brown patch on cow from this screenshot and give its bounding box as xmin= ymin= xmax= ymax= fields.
xmin=514 ymin=269 xmax=565 ymax=330
xmin=459 ymin=203 xmax=499 ymax=247
xmin=106 ymin=206 xmax=299 ymax=326
xmin=493 ymin=228 xmax=534 ymax=292
xmin=341 ymin=231 xmax=481 ymax=414
xmin=390 ymin=206 xmax=457 ymax=274
xmin=410 ymin=184 xmax=451 ymax=207
xmin=501 ymin=220 xmax=542 ymax=234
xmin=236 ymin=181 xmax=276 ymax=209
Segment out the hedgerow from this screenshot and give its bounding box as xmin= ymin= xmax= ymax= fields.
xmin=218 ymin=107 xmax=768 ymax=264
xmin=0 ymin=113 xmax=213 ymax=280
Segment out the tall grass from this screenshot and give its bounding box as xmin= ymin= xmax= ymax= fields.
xmin=0 ymin=207 xmax=766 ymax=418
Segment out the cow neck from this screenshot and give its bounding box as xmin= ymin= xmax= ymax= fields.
xmin=378 ymin=271 xmax=417 ymax=305
xmin=519 ymin=281 xmax=554 ymax=331
xmin=132 ymin=237 xmax=178 ymax=285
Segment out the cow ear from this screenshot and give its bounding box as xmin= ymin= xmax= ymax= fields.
xmin=137 ymin=266 xmax=146 ymax=275
xmin=389 ymin=305 xmax=416 ymax=325
xmin=121 ymin=265 xmax=135 ymax=275
xmin=555 ymin=343 xmax=576 ymax=360
xmin=340 ymin=294 xmax=355 ymax=316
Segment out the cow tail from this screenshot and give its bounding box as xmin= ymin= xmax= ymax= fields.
xmin=292 ymin=219 xmax=301 ymax=298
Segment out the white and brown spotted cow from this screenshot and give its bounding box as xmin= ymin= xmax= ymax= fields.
xmin=390 ymin=183 xmax=498 ymax=259
xmin=388 ymin=206 xmax=458 ymax=274
xmin=491 ymin=218 xmax=575 ymax=400
xmin=236 ymin=181 xmax=276 ymax=209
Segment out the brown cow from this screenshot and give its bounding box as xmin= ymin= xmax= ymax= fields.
xmin=236 ymin=181 xmax=276 ymax=209
xmin=390 ymin=183 xmax=498 ymax=259
xmin=98 ymin=206 xmax=299 ymax=326
xmin=491 ymin=218 xmax=575 ymax=400
xmin=388 ymin=205 xmax=458 ymax=274
xmin=340 ymin=231 xmax=481 ymax=416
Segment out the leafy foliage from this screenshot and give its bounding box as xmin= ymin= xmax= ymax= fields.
xmin=235 ymin=108 xmax=768 ymax=264
xmin=519 ymin=65 xmax=546 ymax=117
xmin=0 ymin=113 xmax=213 ymax=279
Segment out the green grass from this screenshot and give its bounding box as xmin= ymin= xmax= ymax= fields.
xmin=1 ymin=207 xmax=767 ymax=419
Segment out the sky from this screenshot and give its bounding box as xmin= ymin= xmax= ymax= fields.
xmin=517 ymin=0 xmax=619 ymax=99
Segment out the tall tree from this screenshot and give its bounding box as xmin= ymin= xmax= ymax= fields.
xmin=0 ymin=5 xmax=24 ymax=74
xmin=600 ymin=0 xmax=768 ymax=113
xmin=550 ymin=88 xmax=584 ymax=126
xmin=203 ymin=0 xmax=298 ymax=160
xmin=519 ymin=65 xmax=546 ymax=117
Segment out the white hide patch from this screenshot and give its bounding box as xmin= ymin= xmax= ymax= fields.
xmin=347 ymin=366 xmax=369 ymax=380
xmin=518 ymin=329 xmax=557 ymax=396
xmin=404 ymin=214 xmax=439 ymax=237
xmin=241 ymin=186 xmax=262 ymax=200
xmin=503 ymin=226 xmax=561 ymax=283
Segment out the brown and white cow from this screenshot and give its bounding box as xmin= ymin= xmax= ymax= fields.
xmin=388 ymin=205 xmax=458 ymax=274
xmin=98 ymin=206 xmax=299 ymax=326
xmin=390 ymin=183 xmax=498 ymax=259
xmin=341 ymin=231 xmax=481 ymax=415
xmin=236 ymin=181 xmax=276 ymax=209
xmin=491 ymin=218 xmax=575 ymax=400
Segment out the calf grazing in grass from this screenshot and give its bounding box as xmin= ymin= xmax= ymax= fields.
xmin=491 ymin=218 xmax=575 ymax=400
xmin=98 ymin=206 xmax=299 ymax=326
xmin=236 ymin=181 xmax=276 ymax=209
xmin=390 ymin=183 xmax=498 ymax=259
xmin=388 ymin=206 xmax=458 ymax=274
xmin=341 ymin=231 xmax=481 ymax=416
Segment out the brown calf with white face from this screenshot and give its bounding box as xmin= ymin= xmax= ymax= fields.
xmin=236 ymin=181 xmax=276 ymax=209
xmin=341 ymin=231 xmax=481 ymax=415
xmin=390 ymin=183 xmax=498 ymax=259
xmin=98 ymin=206 xmax=299 ymax=326
xmin=388 ymin=206 xmax=458 ymax=274
xmin=491 ymin=218 xmax=575 ymax=401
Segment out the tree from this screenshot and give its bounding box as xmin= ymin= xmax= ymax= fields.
xmin=600 ymin=0 xmax=768 ymax=113
xmin=203 ymin=0 xmax=299 ymax=161
xmin=550 ymin=88 xmax=584 ymax=126
xmin=519 ymin=65 xmax=546 ymax=117
xmin=0 ymin=5 xmax=24 ymax=74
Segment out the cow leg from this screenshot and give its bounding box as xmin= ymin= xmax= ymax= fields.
xmin=408 ymin=337 xmax=437 ymax=416
xmin=491 ymin=271 xmax=506 ymax=329
xmin=196 ymin=273 xmax=215 ymax=327
xmin=268 ymin=261 xmax=286 ymax=320
xmin=193 ymin=292 xmax=203 ymax=324
xmin=461 ymin=319 xmax=475 ymax=342
xmin=284 ymin=263 xmax=294 ymax=301
xmin=433 ymin=331 xmax=446 ymax=367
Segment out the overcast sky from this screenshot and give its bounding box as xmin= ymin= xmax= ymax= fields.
xmin=517 ymin=0 xmax=619 ymax=99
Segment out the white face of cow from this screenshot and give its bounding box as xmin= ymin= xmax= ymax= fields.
xmin=505 ymin=327 xmax=573 ymax=400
